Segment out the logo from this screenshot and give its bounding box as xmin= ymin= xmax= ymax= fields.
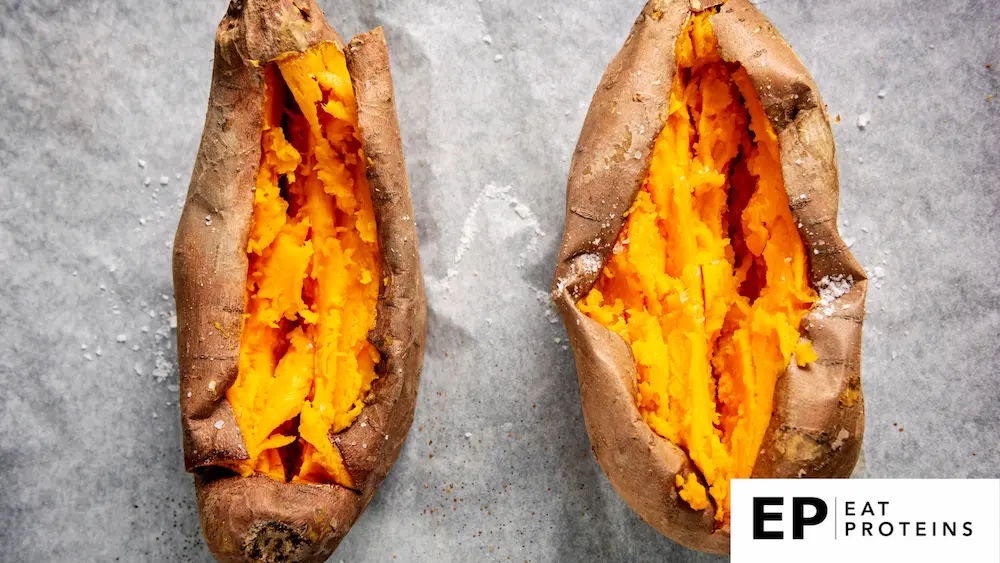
xmin=731 ymin=479 xmax=999 ymax=562
xmin=753 ymin=497 xmax=828 ymax=540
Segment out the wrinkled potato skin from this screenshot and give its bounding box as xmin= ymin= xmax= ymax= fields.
xmin=552 ymin=0 xmax=866 ymax=554
xmin=172 ymin=2 xmax=426 ymax=562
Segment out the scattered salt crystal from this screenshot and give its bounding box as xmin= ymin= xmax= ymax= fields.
xmin=169 ymin=315 xmax=177 ymax=329
xmin=143 ymin=177 xmax=151 ymax=186
xmin=214 ymin=420 xmax=224 ymax=430
xmin=95 ymin=346 xmax=102 ymax=357
xmin=891 ymin=351 xmax=897 ymax=360
xmin=577 ymin=253 xmax=602 ymax=275
xmin=795 ymin=159 xmax=803 ymax=165
xmin=152 ymin=412 xmax=158 ymax=419
xmin=99 ymin=283 xmax=106 ymax=291
xmin=132 ymin=345 xmax=139 ymax=351
xmin=116 ymin=334 xmax=128 ymax=343
xmin=800 ymin=194 xmax=807 ymax=199
xmin=152 ymin=356 xmax=173 ymax=379
xmin=208 ymin=380 xmax=217 ymax=391
xmin=175 ymin=173 xmax=182 ymax=180
xmin=554 ymin=337 xmax=561 ymax=344
xmin=361 ymin=443 xmax=367 ymax=449
xmin=167 ymin=384 xmax=179 ymax=392
xmin=464 ymin=432 xmax=472 ymax=439
xmin=138 ymin=217 xmax=146 ymax=226
xmin=861 ymin=227 xmax=871 ymax=233
xmin=814 ymin=249 xmax=820 ymax=255
xmin=141 ymin=326 xmax=149 ymax=333
xmin=814 ymin=274 xmax=855 ymax=317
xmin=878 ymin=89 xmax=887 ymax=99
xmin=187 ymin=391 xmax=192 ymax=398
xmin=858 ymin=157 xmax=864 ymax=163
xmin=81 ymin=344 xmax=88 ymax=350
xmin=148 ymin=310 xmax=156 ymax=318
xmin=205 ymin=215 xmax=212 ymax=226
xmin=562 ymin=345 xmax=569 ymax=351
xmin=160 ymin=176 xmax=169 ymax=186
xmin=134 ymin=363 xmax=144 ymax=376
xmin=483 ymin=34 xmax=493 ymax=44
xmin=83 ymin=353 xmax=93 ymax=361
xmin=844 ymin=238 xmax=856 ymax=248
xmin=109 ymin=264 xmax=117 ymax=273
xmin=857 ymin=113 xmax=871 ymax=129
xmin=494 ymin=54 xmax=503 ymax=62
xmin=634 ymin=151 xmax=642 ymax=160
xmin=137 ymin=159 xmax=146 ymax=168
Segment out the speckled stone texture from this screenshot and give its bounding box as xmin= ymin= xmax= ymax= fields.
xmin=0 ymin=1 xmax=997 ymax=561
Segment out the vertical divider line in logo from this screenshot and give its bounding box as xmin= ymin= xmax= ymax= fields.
xmin=834 ymin=497 xmax=837 ymax=540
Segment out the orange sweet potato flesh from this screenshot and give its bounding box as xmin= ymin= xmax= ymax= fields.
xmin=226 ymin=43 xmax=380 ymax=489
xmin=578 ymin=12 xmax=815 ymax=523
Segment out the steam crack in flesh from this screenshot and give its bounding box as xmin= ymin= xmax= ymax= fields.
xmin=578 ymin=13 xmax=816 ymax=524
xmin=226 ymin=42 xmax=380 ymax=489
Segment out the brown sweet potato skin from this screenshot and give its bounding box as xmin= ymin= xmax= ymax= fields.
xmin=173 ymin=2 xmax=425 ymax=562
xmin=552 ymin=0 xmax=866 ymax=554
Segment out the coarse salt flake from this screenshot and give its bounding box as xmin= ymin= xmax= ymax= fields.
xmin=814 ymin=274 xmax=854 ymax=317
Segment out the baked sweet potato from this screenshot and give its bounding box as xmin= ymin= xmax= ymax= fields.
xmin=172 ymin=1 xmax=425 ymax=561
xmin=552 ymin=0 xmax=866 ymax=554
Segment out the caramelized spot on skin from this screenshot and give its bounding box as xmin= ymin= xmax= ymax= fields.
xmin=579 ymin=13 xmax=816 ymax=523
xmin=226 ymin=42 xmax=380 ymax=488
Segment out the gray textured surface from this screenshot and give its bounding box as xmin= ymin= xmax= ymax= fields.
xmin=1 ymin=0 xmax=998 ymax=561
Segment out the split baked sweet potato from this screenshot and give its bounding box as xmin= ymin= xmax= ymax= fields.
xmin=552 ymin=0 xmax=866 ymax=554
xmin=173 ymin=1 xmax=425 ymax=561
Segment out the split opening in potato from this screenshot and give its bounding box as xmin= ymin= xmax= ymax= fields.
xmin=578 ymin=12 xmax=817 ymax=524
xmin=225 ymin=42 xmax=380 ymax=489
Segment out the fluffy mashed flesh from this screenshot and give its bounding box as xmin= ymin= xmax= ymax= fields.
xmin=226 ymin=42 xmax=380 ymax=489
xmin=578 ymin=13 xmax=817 ymax=523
